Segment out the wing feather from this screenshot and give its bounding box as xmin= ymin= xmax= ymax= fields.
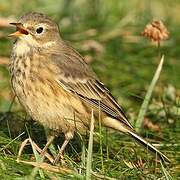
xmin=50 ymin=43 xmax=133 ymax=129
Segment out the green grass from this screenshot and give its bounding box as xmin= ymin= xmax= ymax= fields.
xmin=135 ymin=55 xmax=165 ymax=131
xmin=0 ymin=0 xmax=179 ymax=179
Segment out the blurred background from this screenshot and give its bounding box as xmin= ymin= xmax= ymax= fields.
xmin=0 ymin=0 xmax=179 ymax=179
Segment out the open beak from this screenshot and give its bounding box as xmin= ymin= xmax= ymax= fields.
xmin=8 ymin=22 xmax=29 ymax=37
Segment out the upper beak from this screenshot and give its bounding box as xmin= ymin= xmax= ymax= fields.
xmin=8 ymin=22 xmax=29 ymax=37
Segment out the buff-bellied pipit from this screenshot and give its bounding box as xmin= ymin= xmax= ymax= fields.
xmin=9 ymin=12 xmax=169 ymax=164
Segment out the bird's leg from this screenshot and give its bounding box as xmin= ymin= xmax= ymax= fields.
xmin=48 ymin=141 xmax=58 ymax=158
xmin=53 ymin=132 xmax=74 ymax=165
xmin=40 ymin=135 xmax=55 ymax=158
xmin=53 ymin=139 xmax=70 ymax=164
xmin=31 ymin=139 xmax=54 ymax=163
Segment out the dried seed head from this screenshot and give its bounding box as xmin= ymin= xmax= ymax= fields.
xmin=142 ymin=20 xmax=169 ymax=42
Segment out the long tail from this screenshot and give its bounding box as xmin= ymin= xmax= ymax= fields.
xmin=128 ymin=131 xmax=170 ymax=163
xmin=103 ymin=117 xmax=170 ymax=162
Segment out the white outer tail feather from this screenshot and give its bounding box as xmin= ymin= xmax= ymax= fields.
xmin=128 ymin=131 xmax=170 ymax=162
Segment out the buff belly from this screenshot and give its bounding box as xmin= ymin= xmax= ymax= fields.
xmin=12 ymin=76 xmax=90 ymax=135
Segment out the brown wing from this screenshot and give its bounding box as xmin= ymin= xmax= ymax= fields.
xmin=50 ymin=43 xmax=133 ymax=129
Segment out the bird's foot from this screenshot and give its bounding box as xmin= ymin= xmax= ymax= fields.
xmin=53 ymin=152 xmax=65 ymax=165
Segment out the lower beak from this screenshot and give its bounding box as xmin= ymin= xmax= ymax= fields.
xmin=8 ymin=23 xmax=29 ymax=37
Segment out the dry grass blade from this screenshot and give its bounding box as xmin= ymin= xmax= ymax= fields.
xmin=17 ymin=138 xmax=29 ymax=163
xmin=0 ymin=132 xmax=25 ymax=152
xmin=18 ymin=160 xmax=74 ymax=174
xmin=91 ymin=172 xmax=117 ymax=180
xmin=19 ymin=160 xmax=116 ymax=180
xmin=0 ymin=17 xmax=16 ymax=27
xmin=0 ymin=57 xmax=9 ymax=65
xmin=17 ymin=138 xmax=54 ymax=163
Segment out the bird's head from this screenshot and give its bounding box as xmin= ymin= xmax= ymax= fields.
xmin=9 ymin=12 xmax=61 ymax=47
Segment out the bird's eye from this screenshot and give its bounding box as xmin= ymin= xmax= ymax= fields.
xmin=36 ymin=27 xmax=43 ymax=34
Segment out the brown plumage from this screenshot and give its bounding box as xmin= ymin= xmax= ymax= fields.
xmin=9 ymin=12 xmax=169 ymax=164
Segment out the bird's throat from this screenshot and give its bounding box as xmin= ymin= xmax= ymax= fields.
xmin=13 ymin=39 xmax=31 ymax=56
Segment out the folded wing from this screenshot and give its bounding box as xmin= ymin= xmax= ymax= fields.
xmin=50 ymin=44 xmax=133 ymax=129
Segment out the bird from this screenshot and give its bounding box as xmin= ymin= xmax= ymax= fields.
xmin=8 ymin=12 xmax=169 ymax=164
